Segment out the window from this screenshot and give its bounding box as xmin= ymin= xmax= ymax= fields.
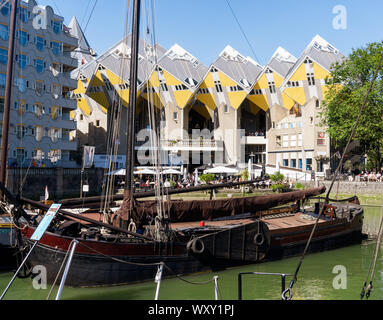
xmin=159 ymin=81 xmax=168 ymax=92
xmin=306 ymin=158 xmax=312 ymax=171
xmin=16 ymin=148 xmax=25 ymax=163
xmin=80 ymin=114 xmax=84 ymax=121
xmin=317 ymin=132 xmax=325 ymax=145
xmin=0 ymin=48 xmax=7 ymax=64
xmin=34 ymin=104 xmax=43 ymax=118
xmin=51 ymin=84 xmax=61 ymax=99
xmin=14 ymin=77 xmax=26 ymax=92
xmin=304 ymin=58 xmax=313 ymax=65
xmin=287 ymin=81 xmax=300 ymax=87
xmin=268 ymin=81 xmax=276 ymax=94
xmin=51 ymin=62 xmax=62 ymax=76
xmin=104 ymin=79 xmax=113 ymax=91
xmin=316 ymin=100 xmax=320 ymax=108
xmin=34 ymin=59 xmax=45 ymax=73
xmin=0 ymin=0 xmax=10 ymax=16
xmin=229 ymin=85 xmax=242 ymax=92
xmin=18 ymin=30 xmax=28 ymax=46
xmin=282 ymin=123 xmax=288 ymax=129
xmin=298 ymin=133 xmax=303 ymax=147
xmin=96 ymin=120 xmax=100 ymax=127
xmin=214 ymin=80 xmax=223 ymax=93
xmin=250 ymin=88 xmax=263 ymax=95
xmin=35 ymin=36 xmax=44 ymax=51
xmin=224 ymin=105 xmax=229 ymax=113
xmin=35 ymin=80 xmax=44 ymax=96
xmin=0 ymin=73 xmax=5 ymax=88
xmin=290 ymin=135 xmax=296 ymax=147
xmin=173 ymin=112 xmax=178 ymax=121
xmin=276 ymin=135 xmax=281 ymax=148
xmin=198 ymin=88 xmax=209 ymax=94
xmin=298 ymin=159 xmax=303 ymax=169
xmin=0 ymin=97 xmax=4 ymax=113
xmin=16 ymin=125 xmax=26 ymax=139
xmin=52 ymin=20 xmax=62 ymax=34
xmin=51 ymin=41 xmax=62 ymax=56
xmin=307 ymin=73 xmax=315 ymax=86
xmin=48 ymin=149 xmax=61 ymax=163
xmin=291 ymin=158 xmax=297 ymax=168
xmin=0 ymin=24 xmax=8 ymax=40
xmin=18 ymin=7 xmax=28 ymax=23
xmin=174 ymin=84 xmax=188 ymax=91
xmin=283 ymin=159 xmax=289 ymax=167
xmin=17 ymin=54 xmax=27 ymax=69
xmin=282 ymin=135 xmax=289 ymax=147
xmin=289 ymin=122 xmax=296 ymax=129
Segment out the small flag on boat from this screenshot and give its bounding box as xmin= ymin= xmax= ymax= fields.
xmin=82 ymin=146 xmax=96 ymax=168
xmin=44 ymin=185 xmax=49 ymax=200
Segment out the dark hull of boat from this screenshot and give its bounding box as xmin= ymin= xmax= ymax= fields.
xmin=266 ymin=210 xmax=364 ymax=260
xmin=21 ymin=228 xmax=207 ymax=287
xmin=20 ymin=204 xmax=364 ymax=287
xmin=27 ymin=242 xmax=207 ymax=287
xmin=0 ymin=246 xmax=17 ymax=271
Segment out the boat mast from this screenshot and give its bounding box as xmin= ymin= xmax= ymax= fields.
xmin=124 ymin=0 xmax=141 ymax=200
xmin=0 ymin=0 xmax=18 ymax=190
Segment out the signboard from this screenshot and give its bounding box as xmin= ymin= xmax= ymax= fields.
xmin=30 ymin=204 xmax=62 ymax=241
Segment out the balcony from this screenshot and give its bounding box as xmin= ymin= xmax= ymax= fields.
xmin=134 ymin=139 xmax=224 ymax=152
xmin=245 ymin=135 xmax=267 ymax=145
xmin=160 ymin=139 xmax=224 ymax=152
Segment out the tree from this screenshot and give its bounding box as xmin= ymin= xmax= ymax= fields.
xmin=320 ymin=41 xmax=383 ymax=171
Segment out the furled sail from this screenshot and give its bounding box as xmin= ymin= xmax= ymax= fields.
xmin=112 ymin=186 xmax=326 ymax=226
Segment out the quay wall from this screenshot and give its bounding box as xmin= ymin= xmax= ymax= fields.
xmin=7 ymin=168 xmax=105 ymax=200
xmin=304 ymin=180 xmax=383 ymax=195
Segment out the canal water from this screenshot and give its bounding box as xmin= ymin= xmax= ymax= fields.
xmin=0 ymin=198 xmax=382 ymax=300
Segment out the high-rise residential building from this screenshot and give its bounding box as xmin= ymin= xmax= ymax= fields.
xmin=0 ymin=0 xmax=80 ymax=168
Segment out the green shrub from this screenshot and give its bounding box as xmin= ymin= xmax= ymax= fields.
xmin=200 ymin=173 xmax=215 ymax=184
xmin=270 ymin=171 xmax=284 ymax=183
xmin=294 ymin=182 xmax=305 ymax=190
xmin=241 ymin=169 xmax=249 ymax=181
xmin=271 ymin=183 xmax=286 ymax=192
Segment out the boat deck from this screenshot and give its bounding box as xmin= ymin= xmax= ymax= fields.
xmin=170 ymin=218 xmax=256 ymax=231
xmin=169 ymin=212 xmax=328 ymax=232
xmin=262 ymin=213 xmax=326 ymax=231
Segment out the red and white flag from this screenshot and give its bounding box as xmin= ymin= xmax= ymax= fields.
xmin=44 ymin=185 xmax=49 ymax=201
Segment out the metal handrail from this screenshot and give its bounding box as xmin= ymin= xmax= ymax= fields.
xmin=238 ymin=272 xmax=294 ymax=300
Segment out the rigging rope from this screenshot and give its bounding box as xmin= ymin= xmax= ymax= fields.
xmin=282 ymin=51 xmax=383 ymax=301
xmin=360 ymin=206 xmax=383 ymax=299
xmin=224 ymin=0 xmax=261 ymax=64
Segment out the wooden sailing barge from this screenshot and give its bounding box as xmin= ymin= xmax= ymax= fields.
xmin=15 ymin=187 xmax=364 ymax=287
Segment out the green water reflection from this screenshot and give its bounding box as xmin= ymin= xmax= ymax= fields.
xmin=1 ymin=200 xmax=382 ymax=300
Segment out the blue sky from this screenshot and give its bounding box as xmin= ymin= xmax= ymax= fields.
xmin=37 ymin=0 xmax=383 ymax=66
